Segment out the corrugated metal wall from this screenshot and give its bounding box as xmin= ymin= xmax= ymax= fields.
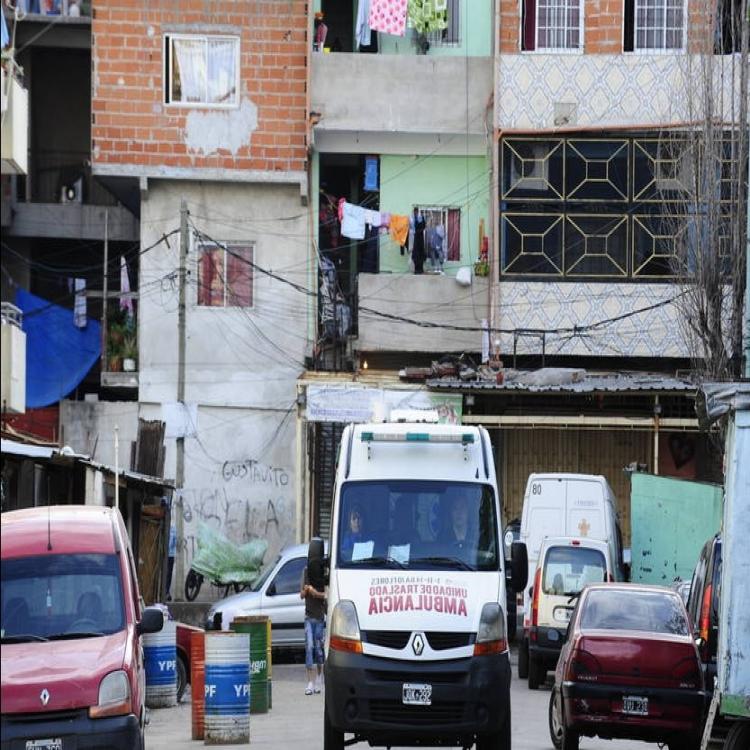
xmin=498 ymin=428 xmax=653 ymax=544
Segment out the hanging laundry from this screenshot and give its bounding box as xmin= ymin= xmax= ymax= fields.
xmin=120 ymin=256 xmax=134 ymax=319
xmin=356 ymin=0 xmax=372 ymax=49
xmin=364 ymin=209 xmax=381 ymax=228
xmin=337 ymin=197 xmax=345 ymax=222
xmin=407 ymin=0 xmax=448 ymax=34
xmin=73 ymin=278 xmax=87 ymax=328
xmin=410 ymin=209 xmax=427 ymax=274
xmin=389 ymin=214 xmax=409 ymax=246
xmin=369 ymin=0 xmax=408 ymax=37
xmin=380 ymin=211 xmax=392 ymax=230
xmin=341 ymin=202 xmax=366 ymax=240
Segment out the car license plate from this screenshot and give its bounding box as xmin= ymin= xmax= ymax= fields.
xmin=26 ymin=740 xmax=63 ymax=750
xmin=622 ymin=696 xmax=648 ymax=715
xmin=402 ymin=682 xmax=432 ymax=706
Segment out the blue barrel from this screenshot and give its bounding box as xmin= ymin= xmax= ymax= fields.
xmin=204 ymin=631 xmax=250 ymax=745
xmin=143 ymin=620 xmax=177 ymax=708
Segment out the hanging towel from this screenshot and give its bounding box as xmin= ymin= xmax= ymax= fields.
xmin=341 ymin=202 xmax=366 ymax=240
xmin=369 ymin=0 xmax=408 ymax=37
xmin=389 ymin=214 xmax=409 ymax=246
xmin=356 ymin=0 xmax=372 ymax=48
xmin=120 ymin=256 xmax=134 ymax=319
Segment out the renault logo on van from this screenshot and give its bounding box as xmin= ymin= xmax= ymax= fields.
xmin=412 ymin=633 xmax=425 ymax=656
xmin=40 ymin=689 xmax=50 ymax=706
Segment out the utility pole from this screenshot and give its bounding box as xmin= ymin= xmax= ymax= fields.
xmin=174 ymin=199 xmax=189 ymax=600
xmin=100 ymin=210 xmax=109 ymax=373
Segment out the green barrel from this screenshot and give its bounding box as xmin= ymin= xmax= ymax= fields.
xmin=230 ymin=616 xmax=269 ymax=714
xmin=266 ymin=617 xmax=273 ymax=710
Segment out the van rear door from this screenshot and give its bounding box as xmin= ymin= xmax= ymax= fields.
xmin=564 ymin=479 xmax=605 ymax=540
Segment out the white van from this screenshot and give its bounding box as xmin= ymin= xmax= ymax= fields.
xmin=517 ymin=473 xmax=624 ymax=680
xmin=310 ymin=421 xmax=527 ymax=750
xmin=526 ymin=536 xmax=614 ymax=689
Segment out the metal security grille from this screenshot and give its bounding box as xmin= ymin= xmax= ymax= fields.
xmin=311 ymin=422 xmax=345 ymax=539
xmin=536 ymin=0 xmax=581 ymax=50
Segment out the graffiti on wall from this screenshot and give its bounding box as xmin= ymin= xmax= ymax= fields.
xmin=175 ymin=457 xmax=294 ymax=561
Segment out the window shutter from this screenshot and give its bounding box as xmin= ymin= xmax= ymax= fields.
xmin=522 ymin=0 xmax=537 ymax=51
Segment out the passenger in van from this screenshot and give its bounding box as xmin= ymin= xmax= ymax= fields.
xmin=440 ymin=496 xmax=476 ymax=562
xmin=341 ymin=505 xmax=366 ymax=561
xmin=74 ymin=592 xmax=103 ymax=630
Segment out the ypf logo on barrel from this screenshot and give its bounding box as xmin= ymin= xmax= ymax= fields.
xmin=144 ymin=645 xmax=177 ymax=686
xmin=204 ymin=664 xmax=250 ymax=715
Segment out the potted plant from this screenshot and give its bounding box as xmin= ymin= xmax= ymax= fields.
xmin=106 ymin=308 xmax=130 ymax=372
xmin=121 ymin=333 xmax=138 ymax=372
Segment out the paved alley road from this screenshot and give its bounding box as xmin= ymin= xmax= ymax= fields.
xmin=147 ymin=649 xmax=653 ymax=750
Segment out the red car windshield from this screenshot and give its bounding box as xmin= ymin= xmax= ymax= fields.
xmin=1 ymin=554 xmax=125 ymax=643
xmin=581 ymin=589 xmax=688 ymax=636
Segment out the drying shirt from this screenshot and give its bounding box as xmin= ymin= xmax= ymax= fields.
xmin=364 ymin=209 xmax=381 ymax=228
xmin=369 ymin=0 xmax=408 ymax=37
xmin=341 ymin=202 xmax=366 ymax=240
xmin=389 ymin=214 xmax=410 ymax=246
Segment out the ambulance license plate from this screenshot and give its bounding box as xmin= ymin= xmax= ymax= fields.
xmin=402 ymin=683 xmax=432 ymax=706
xmin=26 ymin=740 xmax=63 ymax=750
xmin=622 ymin=696 xmax=648 ymax=715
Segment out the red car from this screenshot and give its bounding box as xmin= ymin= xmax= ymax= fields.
xmin=549 ymin=583 xmax=706 ymax=750
xmin=1 ymin=506 xmax=164 ymax=750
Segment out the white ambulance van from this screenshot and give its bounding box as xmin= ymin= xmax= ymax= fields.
xmin=517 ymin=473 xmax=624 ymax=680
xmin=310 ymin=420 xmax=527 ymax=750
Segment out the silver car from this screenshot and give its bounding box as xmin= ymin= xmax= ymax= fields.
xmin=206 ymin=542 xmax=324 ymax=649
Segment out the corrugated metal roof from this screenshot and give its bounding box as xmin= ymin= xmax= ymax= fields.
xmin=426 ymin=373 xmax=697 ymax=394
xmin=1 ymin=439 xmax=55 ymax=459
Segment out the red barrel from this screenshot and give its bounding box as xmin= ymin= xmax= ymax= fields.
xmin=190 ymin=630 xmax=205 ymax=740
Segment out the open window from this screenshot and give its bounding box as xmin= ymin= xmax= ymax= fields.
xmin=623 ymin=0 xmax=685 ymax=52
xmin=424 ymin=0 xmax=461 ymax=46
xmin=164 ymin=34 xmax=239 ymax=107
xmin=197 ymin=243 xmax=253 ymax=308
xmin=522 ymin=0 xmax=582 ymax=51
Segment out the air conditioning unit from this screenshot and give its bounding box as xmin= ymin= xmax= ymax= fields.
xmin=1 ymin=303 xmax=26 ymax=414
xmin=60 ymin=176 xmax=83 ymax=203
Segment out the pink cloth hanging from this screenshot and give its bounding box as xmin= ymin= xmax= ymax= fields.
xmin=368 ymin=0 xmax=407 ymax=37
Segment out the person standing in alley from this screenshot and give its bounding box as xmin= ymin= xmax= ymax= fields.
xmin=300 ymin=559 xmax=326 ymax=695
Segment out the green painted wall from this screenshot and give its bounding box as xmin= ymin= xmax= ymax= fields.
xmin=377 ymin=154 xmax=490 ymax=275
xmin=630 ymin=473 xmax=723 ymax=586
xmin=378 ymin=0 xmax=493 ymax=57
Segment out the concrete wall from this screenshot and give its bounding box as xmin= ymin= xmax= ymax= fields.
xmin=60 ymin=400 xmax=139 ymax=469
xmin=495 ymin=281 xmax=691 ymax=358
xmin=137 ymin=179 xmax=310 ymax=598
xmin=311 ymin=54 xmax=492 ymax=153
xmin=357 ymin=273 xmax=488 ymax=353
xmin=378 ymin=155 xmax=490 ymax=274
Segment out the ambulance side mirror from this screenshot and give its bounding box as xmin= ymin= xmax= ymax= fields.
xmin=510 ymin=541 xmax=528 ymax=593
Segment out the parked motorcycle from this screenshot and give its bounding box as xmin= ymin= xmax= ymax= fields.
xmin=184 ymin=522 xmax=267 ymax=602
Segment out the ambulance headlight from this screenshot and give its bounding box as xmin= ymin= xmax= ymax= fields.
xmin=474 ymin=603 xmax=507 ymax=655
xmin=330 ymin=600 xmax=362 ymax=654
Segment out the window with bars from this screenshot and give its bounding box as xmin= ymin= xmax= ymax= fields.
xmin=164 ymin=34 xmax=239 ymax=107
xmin=197 ymin=243 xmax=253 ymax=307
xmin=522 ymin=0 xmax=582 ymax=51
xmin=424 ymin=0 xmax=460 ymax=46
xmin=418 ymin=206 xmax=461 ymax=262
xmin=624 ymin=0 xmax=685 ymax=51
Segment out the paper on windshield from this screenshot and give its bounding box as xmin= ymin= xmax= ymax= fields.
xmin=388 ymin=544 xmax=410 ymax=564
xmin=352 ymin=541 xmax=374 ymax=561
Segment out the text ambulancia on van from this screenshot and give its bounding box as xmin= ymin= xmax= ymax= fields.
xmin=310 ymin=420 xmax=527 ymax=750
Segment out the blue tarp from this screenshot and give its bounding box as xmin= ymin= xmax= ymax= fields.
xmin=15 ymin=288 xmax=101 ymax=408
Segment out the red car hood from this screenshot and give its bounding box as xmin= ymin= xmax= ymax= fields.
xmin=1 ymin=631 xmax=127 ymax=713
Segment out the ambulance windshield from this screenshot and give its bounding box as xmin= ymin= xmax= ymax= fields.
xmin=337 ymin=480 xmax=499 ymax=571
